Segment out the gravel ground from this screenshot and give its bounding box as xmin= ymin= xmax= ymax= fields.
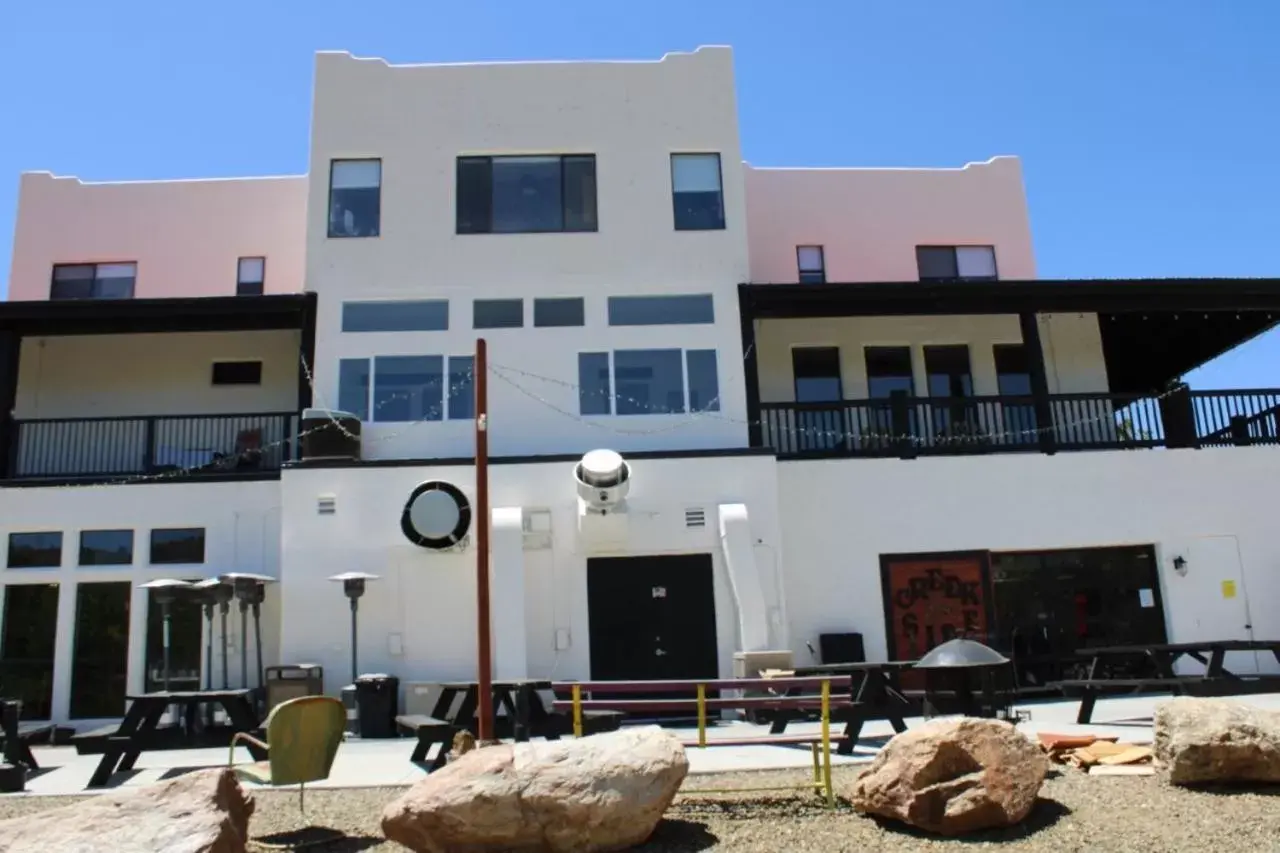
xmin=0 ymin=767 xmax=1276 ymax=851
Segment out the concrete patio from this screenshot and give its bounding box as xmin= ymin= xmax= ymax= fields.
xmin=8 ymin=692 xmax=1279 ymax=797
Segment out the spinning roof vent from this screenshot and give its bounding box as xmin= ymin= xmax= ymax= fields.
xmin=401 ymin=480 xmax=472 ymax=550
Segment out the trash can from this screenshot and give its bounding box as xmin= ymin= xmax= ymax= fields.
xmin=354 ymin=674 xmax=399 ymax=739
xmin=264 ymin=664 xmax=324 ymax=713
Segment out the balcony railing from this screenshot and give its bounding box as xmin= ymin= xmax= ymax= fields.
xmin=9 ymin=412 xmax=298 ymax=479
xmin=757 ymin=389 xmax=1280 ymax=459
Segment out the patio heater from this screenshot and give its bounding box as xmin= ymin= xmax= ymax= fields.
xmin=327 ymin=572 xmax=380 ymax=683
xmin=192 ymin=578 xmax=225 ymax=691
xmin=221 ymin=572 xmax=276 ymax=692
xmin=139 ymin=579 xmax=194 ymax=693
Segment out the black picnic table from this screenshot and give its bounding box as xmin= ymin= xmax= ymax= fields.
xmin=1051 ymin=640 xmax=1280 ymax=724
xmin=431 ymin=679 xmax=556 ymax=742
xmin=87 ymin=688 xmax=265 ymax=788
xmin=766 ymin=662 xmax=916 ymax=755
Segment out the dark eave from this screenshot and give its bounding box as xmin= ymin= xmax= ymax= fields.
xmin=0 ymin=292 xmax=317 ymax=336
xmin=740 ymin=278 xmax=1280 ymax=394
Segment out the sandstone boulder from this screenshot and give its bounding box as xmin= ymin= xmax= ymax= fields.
xmin=1153 ymin=697 xmax=1280 ymax=785
xmin=382 ymin=725 xmax=688 ymax=853
xmin=0 ymin=767 xmax=254 ymax=853
xmin=850 ymin=717 xmax=1047 ymax=835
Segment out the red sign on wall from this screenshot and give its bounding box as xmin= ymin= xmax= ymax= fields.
xmin=881 ymin=552 xmax=991 ymax=662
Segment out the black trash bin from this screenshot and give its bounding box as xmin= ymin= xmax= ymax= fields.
xmin=354 ymin=674 xmax=399 ymax=739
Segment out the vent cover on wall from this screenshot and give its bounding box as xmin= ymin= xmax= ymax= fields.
xmin=317 ymin=495 xmax=337 ymax=515
xmin=401 ymin=481 xmax=472 ymax=550
xmin=684 ymin=507 xmax=707 ymax=529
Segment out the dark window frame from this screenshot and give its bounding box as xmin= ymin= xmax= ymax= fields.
xmin=6 ymin=532 xmax=63 ymax=569
xmin=472 ymin=298 xmax=524 ymax=329
xmin=211 ymin=360 xmax=263 ymax=386
xmin=327 ymin=158 xmax=383 ymax=239
xmin=236 ymin=256 xmax=266 ymax=296
xmin=797 ymin=245 xmax=826 ymax=284
xmin=341 ymin=300 xmax=449 ymax=333
xmin=148 ymin=528 xmax=206 ymax=565
xmin=50 ymin=262 xmax=138 ymax=300
xmin=577 ymin=348 xmax=720 ymax=416
xmin=607 ymin=294 xmax=715 ymax=326
xmin=915 ymin=245 xmax=999 ymax=282
xmin=670 ymin=152 xmax=726 ymax=231
xmin=456 ymin=154 xmax=598 ymax=235
xmin=533 ymin=297 xmax=585 ymax=328
xmin=78 ymin=529 xmax=134 ymax=566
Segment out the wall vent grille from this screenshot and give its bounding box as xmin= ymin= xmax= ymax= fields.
xmin=684 ymin=507 xmax=707 ymax=529
xmin=317 ymin=495 xmax=337 ymax=515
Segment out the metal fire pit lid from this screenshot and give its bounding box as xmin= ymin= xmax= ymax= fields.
xmin=913 ymin=638 xmax=1009 ymax=669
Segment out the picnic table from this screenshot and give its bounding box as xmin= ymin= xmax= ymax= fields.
xmin=1050 ymin=640 xmax=1280 ymax=724
xmin=87 ymin=689 xmax=265 ymax=788
xmin=395 ymin=679 xmax=557 ymax=769
xmin=0 ymin=699 xmax=51 ymax=771
xmin=765 ymin=662 xmax=915 ymax=755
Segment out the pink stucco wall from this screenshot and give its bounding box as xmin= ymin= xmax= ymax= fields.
xmin=744 ymin=155 xmax=1036 ymax=284
xmin=7 ymin=172 xmax=307 ymax=301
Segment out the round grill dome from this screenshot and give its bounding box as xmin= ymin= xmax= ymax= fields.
xmin=913 ymin=638 xmax=1009 ymax=669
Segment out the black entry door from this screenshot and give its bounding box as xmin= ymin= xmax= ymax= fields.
xmin=587 ymin=554 xmax=719 ymax=684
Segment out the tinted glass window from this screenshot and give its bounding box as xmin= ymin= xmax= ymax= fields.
xmin=797 ymin=246 xmax=826 ymax=284
xmin=793 ymin=347 xmax=843 ymax=403
xmin=671 ymin=154 xmax=725 ymax=231
xmin=533 ymin=297 xmax=585 ymax=328
xmin=916 ymin=246 xmax=959 ymax=281
xmin=865 ymin=347 xmax=915 ymax=398
xmin=338 ymin=358 xmax=371 ymax=421
xmin=211 ymin=361 xmax=263 ymax=386
xmin=607 ymin=294 xmax=714 ymax=326
xmin=457 ymin=155 xmax=597 ymax=234
xmin=149 ymin=528 xmax=205 ymax=564
xmin=373 ymin=355 xmax=444 ymax=423
xmin=614 ymin=349 xmax=685 ymax=415
xmin=448 ymin=356 xmax=475 ymax=421
xmin=686 ymin=350 xmax=720 ymax=412
xmin=7 ymin=532 xmax=62 ymax=568
xmin=329 ymin=159 xmax=381 ymax=238
xmin=473 ymin=299 xmax=524 ymax=329
xmin=50 ymin=263 xmax=137 ymax=300
xmin=577 ymin=353 xmax=611 ymax=415
xmin=79 ymin=530 xmax=134 ymax=566
xmin=342 ymin=300 xmax=449 ymax=333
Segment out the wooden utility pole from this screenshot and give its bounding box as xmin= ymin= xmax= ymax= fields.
xmin=474 ymin=338 xmax=495 ymax=742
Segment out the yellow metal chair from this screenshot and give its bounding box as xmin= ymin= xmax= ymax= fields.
xmin=227 ymin=695 xmax=345 ymax=813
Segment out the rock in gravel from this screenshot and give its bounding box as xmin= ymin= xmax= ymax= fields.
xmin=849 ymin=717 xmax=1047 ymax=836
xmin=1154 ymin=697 xmax=1280 ymax=785
xmin=382 ymin=725 xmax=688 ymax=852
xmin=0 ymin=767 xmax=254 ymax=853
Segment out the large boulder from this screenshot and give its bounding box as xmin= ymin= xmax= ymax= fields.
xmin=1153 ymin=697 xmax=1280 ymax=785
xmin=0 ymin=767 xmax=254 ymax=853
xmin=850 ymin=717 xmax=1047 ymax=835
xmin=382 ymin=725 xmax=688 ymax=853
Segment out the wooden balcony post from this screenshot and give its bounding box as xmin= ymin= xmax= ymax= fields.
xmin=0 ymin=331 xmax=19 ymax=479
xmin=1018 ymin=312 xmax=1056 ymax=455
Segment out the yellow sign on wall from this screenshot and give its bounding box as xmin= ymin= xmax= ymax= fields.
xmin=1221 ymin=580 xmax=1238 ymax=600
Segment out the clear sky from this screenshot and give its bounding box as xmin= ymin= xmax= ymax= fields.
xmin=1 ymin=0 xmax=1276 ymax=387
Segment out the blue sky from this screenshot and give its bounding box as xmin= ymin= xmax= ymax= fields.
xmin=1 ymin=0 xmax=1276 ymax=387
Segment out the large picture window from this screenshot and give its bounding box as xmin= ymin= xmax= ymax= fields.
xmin=577 ymin=349 xmax=720 ymax=416
xmin=457 ymin=155 xmax=597 ymax=234
xmin=50 ymin=263 xmax=137 ymax=300
xmin=338 ymin=355 xmax=474 ymax=423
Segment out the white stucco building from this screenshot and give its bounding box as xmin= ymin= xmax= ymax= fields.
xmin=2 ymin=46 xmax=1279 ymax=725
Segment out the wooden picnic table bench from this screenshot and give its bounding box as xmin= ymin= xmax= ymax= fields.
xmin=395 ymin=714 xmax=461 ymax=769
xmin=0 ymin=701 xmax=51 ymax=771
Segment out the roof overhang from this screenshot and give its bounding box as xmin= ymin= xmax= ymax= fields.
xmin=740 ymin=278 xmax=1280 ymax=393
xmin=0 ymin=293 xmax=317 ymax=336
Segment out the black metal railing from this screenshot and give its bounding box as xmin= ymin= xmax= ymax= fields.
xmin=757 ymin=389 xmax=1280 ymax=459
xmin=9 ymin=412 xmax=298 ymax=479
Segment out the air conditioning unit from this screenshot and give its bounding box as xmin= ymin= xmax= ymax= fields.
xmin=574 ymin=450 xmax=630 ymax=553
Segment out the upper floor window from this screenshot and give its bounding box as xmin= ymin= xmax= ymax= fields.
xmin=473 ymin=299 xmax=524 ymax=329
xmin=149 ymin=528 xmax=205 ymax=564
xmin=457 ymin=155 xmax=597 ymax=234
xmin=329 ymin=159 xmax=381 ymax=238
xmin=79 ymin=529 xmax=133 ymax=566
xmin=338 ymin=354 xmax=473 ymax=423
xmin=236 ymin=257 xmax=265 ymax=296
xmin=578 ymin=349 xmax=721 ymax=415
xmin=916 ymin=245 xmax=998 ymax=282
xmin=6 ymin=531 xmax=62 ymax=568
xmin=533 ymin=297 xmax=585 ymax=328
xmin=342 ymin=300 xmax=449 ymax=333
xmin=797 ymin=246 xmax=826 ymax=284
xmin=607 ymin=294 xmax=715 ymax=326
xmin=671 ymin=153 xmax=724 ymax=231
xmin=211 ymin=360 xmax=263 ymax=386
xmin=50 ymin=262 xmax=136 ymax=300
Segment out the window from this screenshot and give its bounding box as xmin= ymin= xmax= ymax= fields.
xmin=236 ymin=257 xmax=265 ymax=296
xmin=328 ymin=159 xmax=381 ymax=238
xmin=577 ymin=349 xmax=720 ymax=415
xmin=473 ymin=299 xmax=523 ymax=329
xmin=338 ymin=355 xmax=473 ymax=423
xmin=211 ymin=361 xmax=263 ymax=386
xmin=792 ymin=348 xmax=843 ymax=402
xmin=915 ymin=245 xmax=998 ymax=282
xmin=148 ymin=528 xmax=205 ymax=564
xmin=671 ymin=153 xmax=725 ymax=231
xmin=865 ymin=347 xmax=915 ymax=398
xmin=993 ymin=344 xmax=1032 ymax=395
xmin=6 ymin=532 xmax=62 ymax=568
xmin=79 ymin=530 xmax=134 ymax=566
xmin=1 ymin=584 xmax=59 ymax=720
xmin=69 ymin=581 xmax=130 ymax=719
xmin=342 ymin=300 xmax=448 ymax=333
xmin=607 ymin=294 xmax=714 ymax=326
xmin=924 ymin=346 xmax=973 ymax=398
xmin=533 ymin=297 xmax=585 ymax=328
xmin=457 ymin=155 xmax=597 ymax=234
xmin=797 ymin=246 xmax=826 ymax=284
xmin=50 ymin=263 xmax=136 ymax=300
